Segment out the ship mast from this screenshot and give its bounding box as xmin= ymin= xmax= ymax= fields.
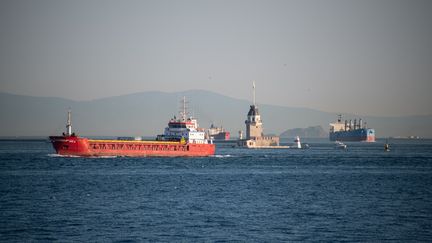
xmin=180 ymin=96 xmax=188 ymax=121
xmin=66 ymin=108 xmax=72 ymax=136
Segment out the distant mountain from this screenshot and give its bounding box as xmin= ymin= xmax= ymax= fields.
xmin=280 ymin=126 xmax=327 ymax=138
xmin=1 ymin=90 xmax=431 ymax=138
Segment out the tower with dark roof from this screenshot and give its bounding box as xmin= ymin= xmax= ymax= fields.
xmin=239 ymin=81 xmax=280 ymax=148
xmin=245 ymin=105 xmax=263 ymax=139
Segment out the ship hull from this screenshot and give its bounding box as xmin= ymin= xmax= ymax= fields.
xmin=212 ymin=132 xmax=230 ymax=140
xmin=49 ymin=136 xmax=215 ymax=157
xmin=329 ymin=128 xmax=375 ymax=142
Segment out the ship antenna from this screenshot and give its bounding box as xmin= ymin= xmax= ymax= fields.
xmin=66 ymin=108 xmax=72 ymax=136
xmin=180 ymin=96 xmax=187 ymax=121
xmin=253 ymin=80 xmax=256 ymax=106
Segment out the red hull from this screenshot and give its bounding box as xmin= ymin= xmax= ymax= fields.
xmin=49 ymin=136 xmax=215 ymax=157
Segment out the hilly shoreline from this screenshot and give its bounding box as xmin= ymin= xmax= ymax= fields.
xmin=1 ymin=91 xmax=431 ymax=138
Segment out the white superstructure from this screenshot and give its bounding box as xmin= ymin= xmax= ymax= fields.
xmin=158 ymin=97 xmax=211 ymax=144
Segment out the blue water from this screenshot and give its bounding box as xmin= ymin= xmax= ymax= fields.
xmin=1 ymin=139 xmax=431 ymax=241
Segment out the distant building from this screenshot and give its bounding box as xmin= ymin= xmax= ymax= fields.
xmin=238 ymin=82 xmax=280 ymax=148
xmin=245 ymin=104 xmax=262 ymax=139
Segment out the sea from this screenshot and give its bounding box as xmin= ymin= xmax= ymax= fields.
xmin=1 ymin=138 xmax=431 ymax=242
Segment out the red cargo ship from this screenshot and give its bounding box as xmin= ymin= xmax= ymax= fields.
xmin=49 ymin=98 xmax=215 ymax=157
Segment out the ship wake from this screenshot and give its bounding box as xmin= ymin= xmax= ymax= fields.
xmin=212 ymin=154 xmax=233 ymax=158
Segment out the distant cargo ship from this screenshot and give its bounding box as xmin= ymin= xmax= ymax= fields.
xmin=207 ymin=124 xmax=230 ymax=140
xmin=49 ymin=97 xmax=215 ymax=157
xmin=329 ymin=115 xmax=375 ymax=142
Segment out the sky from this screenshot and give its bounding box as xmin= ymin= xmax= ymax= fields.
xmin=0 ymin=0 xmax=431 ymax=117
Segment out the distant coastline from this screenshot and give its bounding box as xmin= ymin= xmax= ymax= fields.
xmin=1 ymin=91 xmax=432 ymax=138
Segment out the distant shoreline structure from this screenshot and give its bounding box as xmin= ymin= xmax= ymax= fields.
xmin=237 ymin=81 xmax=288 ymax=149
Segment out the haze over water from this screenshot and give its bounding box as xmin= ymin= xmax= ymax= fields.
xmin=1 ymin=0 xmax=432 ymax=117
xmin=1 ymin=0 xmax=432 ymax=241
xmin=1 ymin=139 xmax=431 ymax=241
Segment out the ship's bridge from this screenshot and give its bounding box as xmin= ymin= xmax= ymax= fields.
xmin=163 ymin=117 xmax=207 ymax=144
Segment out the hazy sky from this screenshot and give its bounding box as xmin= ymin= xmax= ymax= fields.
xmin=1 ymin=0 xmax=431 ymax=116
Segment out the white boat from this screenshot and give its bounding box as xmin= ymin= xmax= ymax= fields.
xmin=335 ymin=141 xmax=347 ymax=149
xmin=384 ymin=142 xmax=390 ymax=151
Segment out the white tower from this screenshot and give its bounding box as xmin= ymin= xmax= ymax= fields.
xmin=294 ymin=136 xmax=301 ymax=149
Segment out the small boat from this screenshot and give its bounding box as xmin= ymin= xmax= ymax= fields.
xmin=384 ymin=139 xmax=390 ymax=151
xmin=384 ymin=143 xmax=390 ymax=151
xmin=335 ymin=141 xmax=347 ymax=149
